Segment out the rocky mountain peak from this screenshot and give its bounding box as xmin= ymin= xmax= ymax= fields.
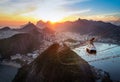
xmin=13 ymin=43 xmax=96 ymax=82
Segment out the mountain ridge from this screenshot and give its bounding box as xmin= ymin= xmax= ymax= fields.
xmin=36 ymin=18 xmax=120 ymax=40
xmin=13 ymin=43 xmax=96 ymax=82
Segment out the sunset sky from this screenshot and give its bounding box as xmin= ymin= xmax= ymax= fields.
xmin=0 ymin=0 xmax=120 ymax=27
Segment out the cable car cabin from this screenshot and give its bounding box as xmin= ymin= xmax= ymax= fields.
xmin=86 ymin=44 xmax=97 ymax=55
xmin=85 ymin=37 xmax=97 ymax=55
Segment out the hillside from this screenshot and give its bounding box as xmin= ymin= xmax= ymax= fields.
xmin=0 ymin=22 xmax=42 ymax=59
xmin=13 ymin=43 xmax=95 ymax=82
xmin=0 ymin=33 xmax=40 ymax=59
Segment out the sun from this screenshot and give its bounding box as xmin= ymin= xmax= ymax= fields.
xmin=21 ymin=4 xmax=68 ymax=23
xmin=29 ymin=7 xmax=67 ymax=23
xmin=35 ymin=13 xmax=62 ymax=23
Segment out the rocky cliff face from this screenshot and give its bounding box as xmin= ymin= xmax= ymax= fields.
xmin=13 ymin=43 xmax=96 ymax=82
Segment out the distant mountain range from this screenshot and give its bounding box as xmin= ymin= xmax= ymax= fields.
xmin=0 ymin=18 xmax=120 ymax=59
xmin=37 ymin=18 xmax=120 ymax=40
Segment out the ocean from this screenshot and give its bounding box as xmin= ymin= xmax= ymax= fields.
xmin=0 ymin=64 xmax=18 ymax=82
xmin=74 ymin=42 xmax=120 ymax=81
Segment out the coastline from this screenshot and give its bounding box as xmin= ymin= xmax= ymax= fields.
xmin=0 ymin=61 xmax=21 ymax=68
